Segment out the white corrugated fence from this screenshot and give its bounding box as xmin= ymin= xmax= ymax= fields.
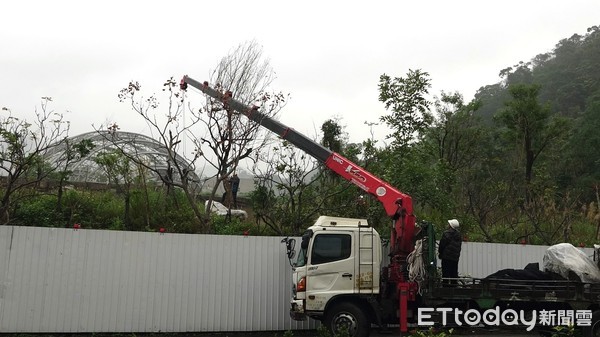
xmin=0 ymin=226 xmax=593 ymax=332
xmin=458 ymin=241 xmax=593 ymax=278
xmin=0 ymin=226 xmax=315 ymax=333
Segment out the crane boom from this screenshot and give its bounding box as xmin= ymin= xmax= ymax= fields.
xmin=180 ymin=75 xmax=417 ymax=280
xmin=181 ymin=76 xmax=332 ymax=162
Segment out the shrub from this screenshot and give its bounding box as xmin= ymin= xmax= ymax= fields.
xmin=12 ymin=194 xmax=63 ymax=227
xmin=551 ymin=325 xmax=580 ymax=337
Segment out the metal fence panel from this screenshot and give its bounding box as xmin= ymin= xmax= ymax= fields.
xmin=0 ymin=226 xmax=315 ymax=333
xmin=457 ymin=241 xmax=594 ymax=278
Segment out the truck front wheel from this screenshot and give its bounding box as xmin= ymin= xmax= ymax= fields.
xmin=325 ymin=302 xmax=370 ymax=337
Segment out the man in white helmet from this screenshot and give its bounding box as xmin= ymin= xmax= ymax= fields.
xmin=438 ymin=219 xmax=462 ymax=286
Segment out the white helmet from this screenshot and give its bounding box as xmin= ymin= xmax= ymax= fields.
xmin=448 ymin=219 xmax=460 ymax=229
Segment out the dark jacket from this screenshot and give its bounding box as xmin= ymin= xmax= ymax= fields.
xmin=438 ymin=228 xmax=462 ymax=262
xmin=231 ymin=175 xmax=240 ymax=193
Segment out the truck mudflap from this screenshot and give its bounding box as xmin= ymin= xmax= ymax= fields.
xmin=290 ymin=299 xmax=307 ymax=321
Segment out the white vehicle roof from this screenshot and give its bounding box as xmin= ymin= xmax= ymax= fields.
xmin=310 ymin=215 xmax=370 ymax=229
xmin=204 ymin=200 xmax=248 ymax=219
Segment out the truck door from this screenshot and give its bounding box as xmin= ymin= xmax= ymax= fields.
xmin=305 ymin=231 xmax=355 ymax=311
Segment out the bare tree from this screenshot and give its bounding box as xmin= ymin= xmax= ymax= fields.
xmin=0 ymin=99 xmax=69 ymax=224
xmin=187 ymin=41 xmax=287 ymax=214
xmin=104 ymin=78 xmax=208 ymax=231
xmin=53 ymin=138 xmax=95 ymax=213
xmin=251 ymin=140 xmax=323 ymax=235
xmin=103 ymin=41 xmax=285 ymax=232
xmin=94 ymin=149 xmax=136 ymax=230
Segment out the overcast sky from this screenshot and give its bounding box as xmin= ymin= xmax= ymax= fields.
xmin=2 ymin=0 xmax=599 ymax=171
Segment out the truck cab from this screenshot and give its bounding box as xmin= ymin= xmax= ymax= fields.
xmin=290 ymin=216 xmax=382 ymax=325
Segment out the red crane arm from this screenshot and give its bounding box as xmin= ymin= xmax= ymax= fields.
xmin=179 ymin=75 xmax=416 ymax=262
xmin=323 ymin=152 xmax=416 ymax=258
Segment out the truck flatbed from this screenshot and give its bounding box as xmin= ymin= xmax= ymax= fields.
xmin=423 ymin=277 xmax=600 ymax=309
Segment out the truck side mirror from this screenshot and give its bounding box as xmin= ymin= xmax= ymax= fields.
xmin=286 ymin=238 xmax=296 ymax=259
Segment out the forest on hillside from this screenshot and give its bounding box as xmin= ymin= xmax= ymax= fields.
xmin=453 ymin=25 xmax=600 ymax=244
xmin=315 ymin=24 xmax=600 ymax=245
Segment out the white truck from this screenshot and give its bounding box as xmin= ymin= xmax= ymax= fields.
xmin=288 ymin=216 xmax=383 ymax=337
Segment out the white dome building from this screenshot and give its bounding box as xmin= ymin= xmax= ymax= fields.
xmin=44 ymin=131 xmax=201 ymax=190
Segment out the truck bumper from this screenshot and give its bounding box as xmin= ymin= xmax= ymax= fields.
xmin=289 ymin=299 xmax=307 ymax=321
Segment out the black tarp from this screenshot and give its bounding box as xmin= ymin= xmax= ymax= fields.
xmin=484 ymin=263 xmax=566 ymax=281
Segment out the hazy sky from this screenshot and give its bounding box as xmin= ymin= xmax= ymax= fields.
xmin=2 ymin=0 xmax=599 ymax=168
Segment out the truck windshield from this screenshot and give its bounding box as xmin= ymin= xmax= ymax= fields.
xmin=295 ymin=230 xmax=313 ymax=267
xmin=295 ymin=247 xmax=307 ymax=267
